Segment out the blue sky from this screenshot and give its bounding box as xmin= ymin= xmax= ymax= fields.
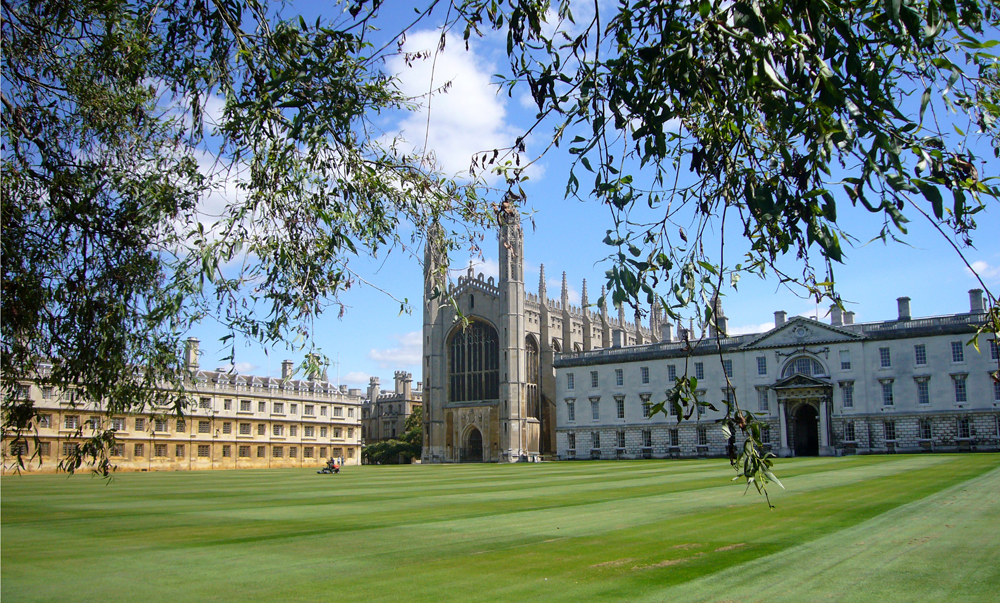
xmin=187 ymin=1 xmax=1000 ymax=390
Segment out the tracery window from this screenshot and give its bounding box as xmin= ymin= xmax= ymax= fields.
xmin=782 ymin=356 xmax=826 ymax=378
xmin=526 ymin=336 xmax=540 ymax=418
xmin=449 ymin=321 xmax=500 ymax=402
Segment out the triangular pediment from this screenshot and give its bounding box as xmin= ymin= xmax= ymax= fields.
xmin=772 ymin=373 xmax=832 ymax=389
xmin=743 ymin=316 xmax=863 ymax=349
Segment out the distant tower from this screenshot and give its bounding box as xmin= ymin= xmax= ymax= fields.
xmin=581 ymin=279 xmax=593 ymax=351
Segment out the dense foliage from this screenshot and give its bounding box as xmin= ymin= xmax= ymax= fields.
xmin=363 ymin=405 xmax=423 ymax=464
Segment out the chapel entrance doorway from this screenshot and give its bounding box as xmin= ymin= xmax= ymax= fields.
xmin=794 ymin=404 xmax=819 ymax=456
xmin=465 ymin=427 xmax=483 ymax=462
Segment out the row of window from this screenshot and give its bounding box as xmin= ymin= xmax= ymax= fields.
xmin=41 ymin=415 xmax=354 ymax=439
xmin=843 ymin=416 xmax=1000 ymax=442
xmin=866 ymin=373 xmax=996 ymax=407
xmin=565 ymin=425 xmax=773 ymax=450
xmin=564 ymin=341 xmax=1000 ymax=390
xmin=24 ymin=442 xmax=355 ymax=460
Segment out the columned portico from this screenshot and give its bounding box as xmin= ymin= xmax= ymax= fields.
xmin=772 ymin=374 xmax=834 ymax=457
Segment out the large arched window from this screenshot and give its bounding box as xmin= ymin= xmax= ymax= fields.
xmin=449 ymin=321 xmax=500 ymax=402
xmin=526 ymin=336 xmax=540 ymax=419
xmin=782 ymin=356 xmax=827 ymax=378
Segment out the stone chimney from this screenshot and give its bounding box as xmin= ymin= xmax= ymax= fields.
xmin=660 ymin=322 xmax=673 ymax=342
xmin=897 ymin=297 xmax=911 ymax=321
xmin=612 ymin=329 xmax=624 ymax=348
xmin=281 ymin=359 xmax=295 ymax=380
xmin=970 ymin=288 xmax=985 ymax=313
xmin=367 ymin=376 xmax=380 ymax=402
xmin=395 ymin=371 xmax=412 ymax=399
xmin=774 ymin=311 xmax=787 ymax=328
xmin=184 ymin=337 xmax=200 ymax=371
xmin=830 ymin=304 xmax=843 ymax=327
xmin=844 ymin=311 xmax=855 ymax=325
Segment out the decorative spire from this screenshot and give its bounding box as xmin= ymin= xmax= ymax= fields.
xmin=600 ymin=286 xmax=608 ymax=316
xmin=538 ymin=263 xmax=546 ymax=300
xmin=561 ymin=271 xmax=569 ymax=304
xmin=581 ymin=279 xmax=589 ymax=306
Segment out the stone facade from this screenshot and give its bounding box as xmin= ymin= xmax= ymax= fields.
xmin=554 ymin=291 xmax=1000 ymax=459
xmin=361 ymin=371 xmax=423 ymax=443
xmin=2 ymin=339 xmax=365 ymax=472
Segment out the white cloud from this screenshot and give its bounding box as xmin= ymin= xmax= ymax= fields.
xmin=341 ymin=371 xmax=373 ymax=387
xmin=213 ymin=361 xmax=259 ymax=374
xmin=967 ymin=260 xmax=1000 ymax=282
xmin=388 ymin=30 xmax=527 ymax=180
xmin=726 ymin=322 xmax=775 ymax=336
xmin=368 ymin=331 xmax=423 ymax=369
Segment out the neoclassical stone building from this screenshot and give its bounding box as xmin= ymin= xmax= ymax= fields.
xmin=421 ymin=203 xmax=662 ymax=463
xmin=553 ymin=292 xmax=1000 ymax=459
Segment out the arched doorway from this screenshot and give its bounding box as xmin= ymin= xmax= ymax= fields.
xmin=465 ymin=427 xmax=483 ymax=462
xmin=794 ymin=404 xmax=819 ymax=456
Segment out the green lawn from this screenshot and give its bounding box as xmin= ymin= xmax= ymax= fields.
xmin=3 ymin=454 xmax=999 ymax=603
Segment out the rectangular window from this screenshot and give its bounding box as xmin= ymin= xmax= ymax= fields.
xmin=592 ymin=431 xmax=601 ymax=449
xmin=175 ymin=444 xmax=185 ymax=458
xmin=348 ymin=408 xmax=355 ymax=418
xmin=239 ymin=422 xmax=251 ymax=435
xmin=258 ymin=401 xmax=266 ymax=413
xmin=616 ymin=430 xmax=626 ymax=448
xmin=723 ymin=359 xmax=733 ymax=378
xmin=290 ymin=403 xmax=297 ymax=415
xmin=669 ymin=429 xmax=679 ymax=447
xmin=920 ymin=419 xmax=932 ymax=440
xmin=197 ymin=444 xmax=210 ymax=458
xmin=951 ymin=341 xmax=965 ymax=363
xmin=42 ymin=386 xmax=54 ymax=399
xmin=222 ymin=422 xmax=232 ymax=434
xmin=668 ymin=365 xmax=677 ymax=381
xmin=198 ymin=420 xmax=211 ymax=434
xmin=567 ymin=433 xmax=576 ymax=450
xmin=289 ymin=447 xmax=297 ymax=458
xmin=591 ymin=398 xmax=600 ymax=421
xmin=615 ymin=369 xmax=624 ymax=386
xmin=640 ymin=366 xmax=650 ymax=384
xmin=199 ymin=397 xmax=211 ymax=409
xmin=304 ymin=404 xmax=314 ymax=416
xmin=257 ymin=446 xmax=266 ymax=458
xmin=641 ymin=394 xmax=651 ymax=418
xmin=176 ymin=419 xmax=186 ymax=433
xmin=917 ymin=379 xmax=930 ymax=404
xmin=334 ymin=427 xmax=343 ymax=438
xmin=642 ymin=429 xmax=652 ymax=447
xmin=255 ymin=423 xmax=264 ymax=436
xmin=844 ymin=421 xmax=856 ymax=442
xmin=695 ymin=362 xmax=705 ymax=380
xmin=615 ymin=396 xmax=625 ymax=419
xmin=668 ymin=396 xmax=678 ymax=416
xmin=881 ymin=380 xmax=894 ymax=406
xmin=289 ymin=425 xmax=297 ymax=437
xmin=134 ymin=417 xmax=145 ymax=431
xmin=914 ymin=344 xmax=927 ymax=366
xmin=334 ymin=407 xmax=344 ymax=417
xmin=991 ymin=339 xmax=999 ymax=360
xmin=320 ymin=406 xmax=328 ymax=416
xmin=154 ymin=444 xmax=168 ymax=457
xmin=590 ymin=371 xmax=599 ymax=388
xmin=347 ymin=427 xmax=354 ymax=438
xmin=698 ymin=426 xmax=708 ymax=446
xmin=239 ymin=445 xmax=251 ymax=458
xmin=840 ymin=349 xmax=851 ymax=371
xmin=879 ymin=347 xmax=891 ymax=368
xmin=994 ymin=379 xmax=1000 ymax=402
xmin=567 ymin=373 xmax=575 ymax=390
xmin=884 ymin=421 xmax=896 ymax=441
xmin=957 ymin=417 xmax=971 ymax=439
xmin=111 ymin=417 xmax=126 ymax=431
xmin=303 ymin=446 xmax=314 ymax=458
xmin=273 ymin=402 xmax=284 ymax=414
xmin=133 ymin=443 xmax=144 ymax=457
xmin=760 ymin=424 xmax=771 ymax=444
xmin=842 ymin=382 xmax=854 ymax=408
xmin=222 ymin=445 xmax=231 ymax=458
xmin=273 ymin=446 xmax=283 ymax=458
xmin=86 ymin=416 xmax=101 ymax=430
xmin=240 ymin=400 xmax=251 ymax=412
xmin=320 ymin=426 xmax=328 ymax=437
xmin=566 ymin=400 xmax=576 ymax=422
xmin=154 ymin=419 xmax=168 ymax=432
xmin=757 ymin=356 xmax=767 ymax=376
xmin=37 ymin=414 xmax=51 ymax=429
xmin=319 ymin=446 xmax=327 ymax=458
xmin=304 ymin=425 xmax=315 ymax=437
xmin=954 ymin=375 xmax=968 ymax=403
xmin=224 ymin=399 xmax=232 ymax=411
xmin=62 ymin=442 xmax=77 ymax=457
xmin=273 ymin=424 xmax=284 ymax=436
xmin=333 ymin=447 xmax=343 ymax=458
xmin=757 ymin=388 xmax=769 ymax=412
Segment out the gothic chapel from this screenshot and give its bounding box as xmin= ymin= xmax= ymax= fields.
xmin=422 ymin=201 xmax=659 ymax=462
